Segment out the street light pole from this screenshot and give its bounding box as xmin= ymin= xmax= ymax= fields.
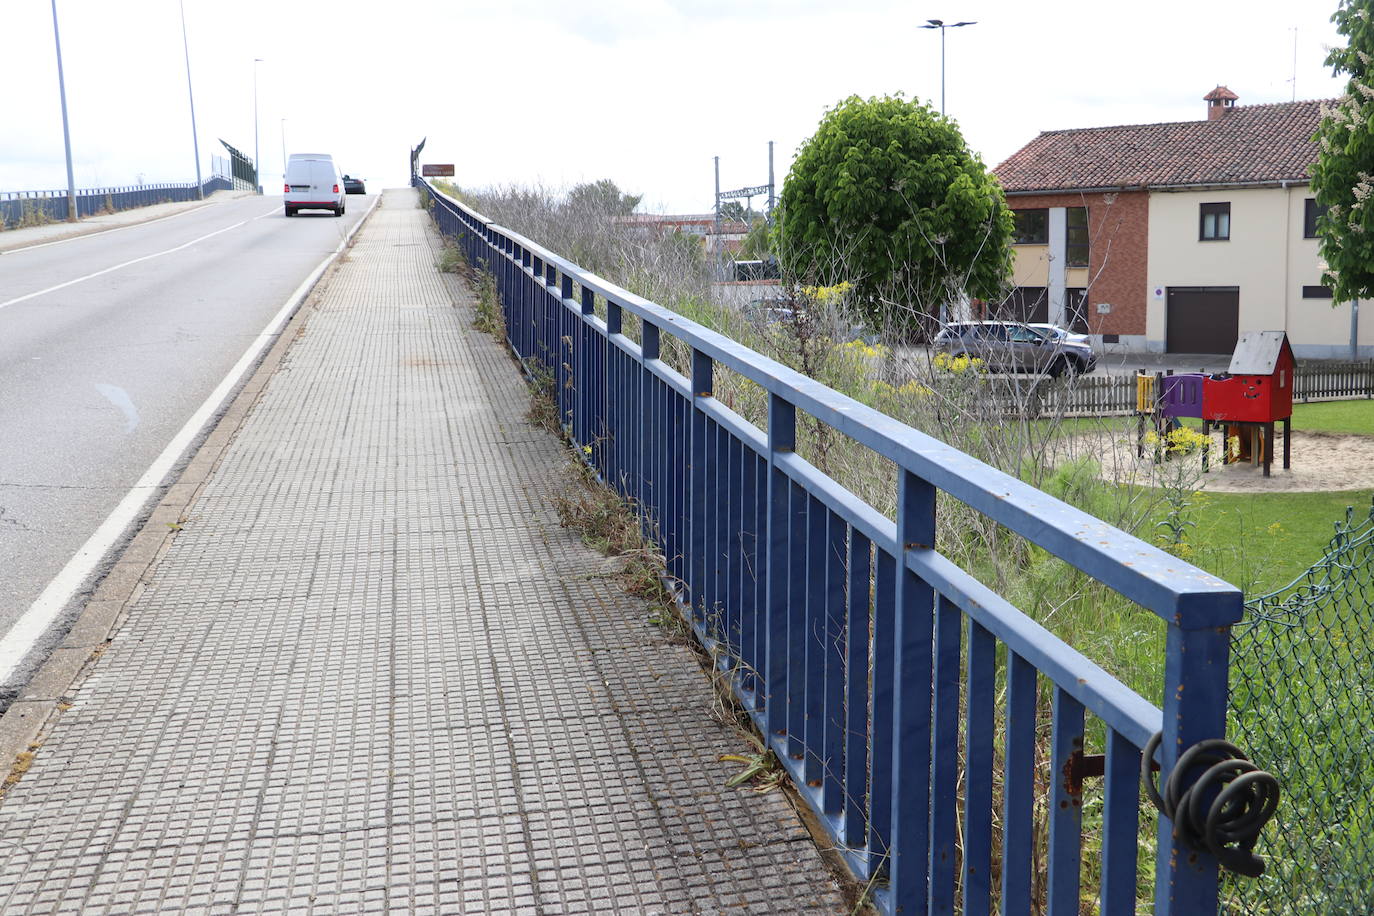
xmin=49 ymin=0 xmax=78 ymax=221
xmin=280 ymin=119 xmax=287 ymax=184
xmin=178 ymin=0 xmax=204 ymax=199
xmin=918 ymin=18 xmax=977 ymax=115
xmin=253 ymin=58 xmax=263 ymax=194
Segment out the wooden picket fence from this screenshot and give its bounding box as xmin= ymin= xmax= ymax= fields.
xmin=1034 ymin=360 xmax=1373 ymax=418
xmin=1294 ymin=359 xmax=1374 ymax=402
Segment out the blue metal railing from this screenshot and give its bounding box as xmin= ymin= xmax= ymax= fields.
xmin=420 ymin=178 xmax=1244 ymax=914
xmin=0 ymin=177 xmax=232 ymax=227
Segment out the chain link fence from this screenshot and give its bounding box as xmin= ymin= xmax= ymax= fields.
xmin=1227 ymin=496 xmax=1374 ymax=913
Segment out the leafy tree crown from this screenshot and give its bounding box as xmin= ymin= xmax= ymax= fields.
xmin=1311 ymin=0 xmax=1374 ymax=301
xmin=776 ymin=94 xmax=1012 ymax=335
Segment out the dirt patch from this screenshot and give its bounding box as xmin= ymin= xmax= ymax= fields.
xmin=1058 ymin=428 xmax=1374 ymax=493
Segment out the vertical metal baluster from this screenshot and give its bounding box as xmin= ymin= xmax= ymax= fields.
xmin=842 ymin=532 xmax=872 ymax=853
xmin=887 ymin=470 xmax=936 ymax=913
xmin=543 ymin=262 xmax=556 ymax=373
xmin=738 ymin=442 xmax=759 ymax=704
xmin=928 ymin=594 xmax=962 ymax=911
xmin=803 ymin=494 xmax=826 ymax=785
xmin=1101 ymin=727 xmax=1140 ymax=913
xmin=819 ymin=510 xmax=845 ymax=817
xmin=1048 ymin=687 xmax=1086 ymax=914
xmin=710 ymin=419 xmax=726 ymax=639
xmin=962 ymin=618 xmax=996 ymax=914
xmin=641 ymin=324 xmax=660 ymax=544
xmin=527 ymin=254 xmax=539 ymax=365
xmin=869 ymin=547 xmax=896 ymax=872
xmin=726 ymin=431 xmax=743 ymax=673
xmin=1001 ymin=651 xmax=1037 ymax=916
xmin=606 ymin=301 xmax=622 ymax=492
xmin=578 ymin=286 xmax=595 ymax=452
xmin=690 ymin=349 xmax=712 ymax=626
xmin=785 ymin=481 xmax=808 ymax=763
xmin=763 ymin=394 xmax=795 ymax=740
xmin=559 ymin=274 xmax=574 ymax=428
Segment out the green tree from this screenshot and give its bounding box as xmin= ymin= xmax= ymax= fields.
xmin=1312 ymin=0 xmax=1374 ymax=303
xmin=737 ymin=217 xmax=772 ymax=260
xmin=776 ymin=94 xmax=1012 ymax=337
xmin=564 ymin=179 xmax=642 ymax=216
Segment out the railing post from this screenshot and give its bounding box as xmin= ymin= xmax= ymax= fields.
xmin=888 ymin=469 xmax=936 ymax=912
xmin=689 ymin=349 xmax=713 ymax=625
xmin=763 ymin=394 xmax=795 ymax=740
xmin=559 ymin=274 xmax=574 ymax=429
xmin=641 ymin=322 xmax=661 ymax=541
xmin=1153 ymin=598 xmax=1241 ymax=914
xmin=577 ymin=285 xmax=596 ymax=454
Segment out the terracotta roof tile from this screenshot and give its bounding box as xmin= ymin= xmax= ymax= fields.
xmin=994 ymin=99 xmax=1329 ymax=193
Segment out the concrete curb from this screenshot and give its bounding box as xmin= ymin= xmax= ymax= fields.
xmin=0 ymin=195 xmax=382 ymax=790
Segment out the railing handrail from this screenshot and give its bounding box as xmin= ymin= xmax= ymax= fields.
xmin=430 ymin=181 xmax=1241 ymax=631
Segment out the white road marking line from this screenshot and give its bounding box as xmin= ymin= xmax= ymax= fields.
xmin=0 ymin=195 xmax=379 ymax=685
xmin=0 ymin=219 xmax=251 ymax=311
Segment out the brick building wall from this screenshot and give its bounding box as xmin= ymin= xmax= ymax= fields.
xmin=1005 ymin=190 xmax=1148 ymax=337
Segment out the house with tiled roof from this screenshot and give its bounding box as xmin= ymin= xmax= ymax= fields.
xmin=993 ymin=87 xmax=1371 ymax=357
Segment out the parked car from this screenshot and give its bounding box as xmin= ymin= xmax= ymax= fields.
xmin=744 ymin=297 xmax=802 ymax=325
xmin=933 ymin=320 xmax=1096 ymax=376
xmin=1027 ymin=322 xmax=1090 ymax=346
xmin=284 ymin=153 xmax=345 ymax=217
xmin=342 ymin=175 xmax=366 ymax=195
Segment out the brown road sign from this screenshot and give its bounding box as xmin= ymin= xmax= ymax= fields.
xmin=421 ymin=164 xmax=455 ymax=177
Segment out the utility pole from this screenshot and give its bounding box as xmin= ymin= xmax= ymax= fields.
xmin=253 ymin=58 xmax=263 ymax=193
xmin=50 ymin=0 xmax=77 ymax=221
xmin=713 ymin=155 xmax=721 ymax=252
xmin=179 ymin=0 xmax=204 ymax=199
xmin=767 ymin=141 xmax=775 ymax=219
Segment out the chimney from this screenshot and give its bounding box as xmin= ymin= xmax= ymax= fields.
xmin=1204 ymin=85 xmax=1239 ymax=121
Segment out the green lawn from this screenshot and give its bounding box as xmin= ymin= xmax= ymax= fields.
xmin=1185 ymin=487 xmax=1374 ymax=596
xmin=1292 ymin=397 xmax=1374 ymax=435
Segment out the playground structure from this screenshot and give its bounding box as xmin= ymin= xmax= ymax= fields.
xmin=1137 ymin=331 xmax=1296 ymax=477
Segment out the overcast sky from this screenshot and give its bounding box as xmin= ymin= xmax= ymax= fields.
xmin=1 ymin=0 xmax=1349 ymax=214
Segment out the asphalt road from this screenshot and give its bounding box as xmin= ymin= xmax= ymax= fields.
xmin=0 ymin=193 xmax=374 ymax=700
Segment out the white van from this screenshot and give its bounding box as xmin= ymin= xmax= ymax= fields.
xmin=284 ymin=154 xmax=345 ymax=217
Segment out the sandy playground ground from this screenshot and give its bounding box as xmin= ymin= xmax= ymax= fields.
xmin=1057 ymin=427 xmax=1374 ymax=493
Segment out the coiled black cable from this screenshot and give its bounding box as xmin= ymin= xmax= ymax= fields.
xmin=1142 ymin=732 xmax=1280 ymax=878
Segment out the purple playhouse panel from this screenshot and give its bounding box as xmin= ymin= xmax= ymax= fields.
xmin=1159 ymin=373 xmax=1205 ymax=420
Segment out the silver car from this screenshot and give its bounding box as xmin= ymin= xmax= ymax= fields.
xmin=933 ymin=321 xmax=1096 ymax=376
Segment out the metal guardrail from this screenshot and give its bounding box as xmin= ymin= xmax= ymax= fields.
xmin=420 ymin=177 xmax=1246 ymax=913
xmin=0 ymin=177 xmax=231 ymax=227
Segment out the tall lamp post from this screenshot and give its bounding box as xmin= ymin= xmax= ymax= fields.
xmin=178 ymin=0 xmax=204 ymax=199
xmin=253 ymin=58 xmax=264 ymax=193
xmin=49 ymin=0 xmax=78 ymax=221
xmin=254 ymin=58 xmax=263 ymax=193
xmin=919 ymin=18 xmax=976 ymax=115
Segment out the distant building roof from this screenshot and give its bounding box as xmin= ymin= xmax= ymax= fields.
xmin=994 ymin=97 xmax=1329 ymax=193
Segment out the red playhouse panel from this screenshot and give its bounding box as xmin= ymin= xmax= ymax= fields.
xmin=1203 ymin=374 xmax=1292 ymax=422
xmin=1201 ymin=331 xmax=1295 ymax=424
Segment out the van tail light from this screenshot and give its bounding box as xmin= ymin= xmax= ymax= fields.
xmin=284 ymin=183 xmax=290 ymax=193
xmin=332 ymin=184 xmax=339 ymax=194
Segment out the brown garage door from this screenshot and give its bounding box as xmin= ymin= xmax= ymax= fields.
xmin=994 ymin=286 xmax=1048 ymax=323
xmin=1166 ymin=287 xmax=1239 ymax=354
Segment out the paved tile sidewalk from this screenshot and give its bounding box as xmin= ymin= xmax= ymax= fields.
xmin=0 ymin=189 xmax=847 ymax=914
